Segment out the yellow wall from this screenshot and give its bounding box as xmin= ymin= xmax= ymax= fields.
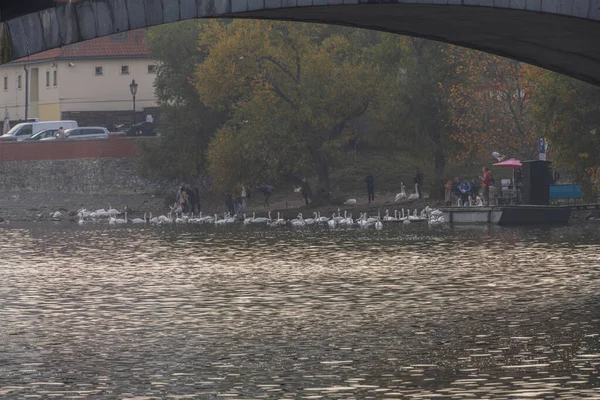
xmin=38 ymin=103 xmax=61 ymax=121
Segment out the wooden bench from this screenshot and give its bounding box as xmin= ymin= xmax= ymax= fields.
xmin=550 ymin=184 xmax=583 ymax=204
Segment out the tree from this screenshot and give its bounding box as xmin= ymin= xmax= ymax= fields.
xmin=196 ymin=20 xmax=379 ymax=203
xmin=137 ymin=20 xmax=227 ymax=183
xmin=447 ymin=52 xmax=538 ymax=162
xmin=369 ymin=36 xmax=460 ymax=198
xmin=531 ymin=71 xmax=600 ymax=201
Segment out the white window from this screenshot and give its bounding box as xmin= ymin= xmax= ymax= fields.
xmin=121 ymin=65 xmax=129 ymax=75
xmin=46 ymin=71 xmax=50 ymax=87
xmin=3 ymin=76 xmax=7 ymax=91
xmin=147 ymin=64 xmax=157 ymax=74
xmin=17 ymin=75 xmax=22 ymax=89
xmin=53 ymin=70 xmax=57 ymax=86
xmin=95 ymin=66 xmax=103 ymax=76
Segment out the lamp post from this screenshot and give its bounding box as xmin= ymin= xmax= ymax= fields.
xmin=129 ymin=79 xmax=138 ymax=125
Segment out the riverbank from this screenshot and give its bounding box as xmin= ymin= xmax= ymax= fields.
xmin=1 ymin=188 xmax=596 ymax=223
xmin=0 ymin=189 xmax=439 ymax=223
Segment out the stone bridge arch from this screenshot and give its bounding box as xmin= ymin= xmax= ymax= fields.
xmin=2 ymin=0 xmax=600 ymax=85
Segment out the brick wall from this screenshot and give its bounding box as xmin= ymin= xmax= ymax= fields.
xmin=0 ymin=136 xmax=149 ymax=162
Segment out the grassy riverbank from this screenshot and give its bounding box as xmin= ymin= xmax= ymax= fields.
xmin=0 ymin=149 xmax=522 ymax=222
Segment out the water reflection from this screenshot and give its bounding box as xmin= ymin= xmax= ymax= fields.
xmin=0 ymin=223 xmax=599 ymax=398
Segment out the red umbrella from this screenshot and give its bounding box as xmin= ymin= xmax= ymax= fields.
xmin=493 ymin=158 xmax=522 ymax=168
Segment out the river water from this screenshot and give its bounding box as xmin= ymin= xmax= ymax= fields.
xmin=1 ymin=222 xmax=599 ymax=399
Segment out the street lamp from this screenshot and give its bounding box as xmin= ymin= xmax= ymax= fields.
xmin=129 ymin=79 xmax=138 ymax=125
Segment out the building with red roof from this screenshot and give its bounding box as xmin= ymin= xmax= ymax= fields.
xmin=1 ymin=30 xmax=158 ymax=131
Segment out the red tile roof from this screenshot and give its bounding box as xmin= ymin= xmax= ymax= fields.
xmin=12 ymin=30 xmax=150 ymax=63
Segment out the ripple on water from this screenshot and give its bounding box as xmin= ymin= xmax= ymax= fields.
xmin=0 ymin=223 xmax=599 ymax=398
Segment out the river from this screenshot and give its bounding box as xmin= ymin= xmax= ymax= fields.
xmin=1 ymin=222 xmax=599 ymax=398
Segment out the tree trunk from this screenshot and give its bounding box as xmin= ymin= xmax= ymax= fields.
xmin=432 ymin=145 xmax=446 ymax=201
xmin=305 ymin=125 xmax=332 ymax=205
xmin=313 ymin=159 xmax=332 ymax=205
xmin=306 ymin=144 xmax=331 ymax=205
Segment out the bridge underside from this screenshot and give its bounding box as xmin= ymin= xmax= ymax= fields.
xmin=2 ymin=1 xmax=600 ymax=85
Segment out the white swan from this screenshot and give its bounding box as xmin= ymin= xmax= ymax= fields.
xmin=244 ymin=213 xmax=255 ymax=225
xmin=274 ymin=212 xmax=286 ymax=226
xmin=407 ymin=184 xmax=419 ymax=201
xmin=394 ymin=182 xmax=408 ymax=203
xmin=375 ymin=220 xmax=383 ymax=230
xmin=78 ymin=214 xmax=86 ymax=225
xmin=327 ymin=214 xmax=337 ymax=228
xmin=215 ymin=214 xmax=228 ymax=226
xmin=332 ymin=209 xmax=343 ymax=223
xmin=130 ymin=213 xmax=146 ymax=224
xmin=428 ymin=209 xmax=445 ymax=226
xmin=291 ymin=213 xmax=306 ymax=227
xmin=359 ymin=213 xmax=374 ymax=228
xmin=342 ymin=212 xmax=354 ymax=226
xmin=115 ymin=212 xmax=127 ymax=224
xmin=408 ymin=209 xmax=425 ymax=222
xmin=344 ymin=199 xmax=357 ymax=205
xmin=316 ymin=212 xmax=329 ymax=223
xmin=252 ymin=212 xmax=269 ymax=224
xmin=107 ymin=204 xmax=120 ymax=216
xmin=303 ymin=212 xmax=317 ymax=225
xmin=52 ymin=211 xmax=62 ymax=219
xmin=383 ymin=209 xmax=398 ymax=222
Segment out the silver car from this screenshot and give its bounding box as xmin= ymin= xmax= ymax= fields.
xmin=41 ymin=127 xmax=110 ymax=141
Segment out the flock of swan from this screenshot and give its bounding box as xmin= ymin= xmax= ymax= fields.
xmin=70 ymin=206 xmax=446 ymax=228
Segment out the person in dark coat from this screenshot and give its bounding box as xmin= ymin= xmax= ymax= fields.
xmin=256 ymin=185 xmax=274 ymax=208
xmin=225 ymin=193 xmax=234 ymax=214
xmin=365 ymin=172 xmax=375 ymax=203
xmin=182 ymin=184 xmax=199 ymax=214
xmin=414 ymin=168 xmax=424 ymax=199
xmin=301 ymin=178 xmax=312 ymax=206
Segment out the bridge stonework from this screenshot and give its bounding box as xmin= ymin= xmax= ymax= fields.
xmin=1 ymin=0 xmax=600 ymax=85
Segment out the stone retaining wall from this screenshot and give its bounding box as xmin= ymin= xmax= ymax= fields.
xmin=0 ymin=157 xmax=158 ymax=195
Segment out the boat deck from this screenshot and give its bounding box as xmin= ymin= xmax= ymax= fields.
xmin=441 ymin=205 xmax=572 ymax=225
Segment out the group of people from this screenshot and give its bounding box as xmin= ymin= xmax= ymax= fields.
xmin=225 ymin=184 xmax=276 ymax=216
xmin=174 ymin=184 xmax=201 ymax=214
xmin=445 ymin=167 xmax=492 ymax=207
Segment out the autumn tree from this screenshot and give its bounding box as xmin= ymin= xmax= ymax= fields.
xmin=196 ymin=20 xmax=379 ymax=203
xmin=447 ymin=51 xmax=538 ymax=162
xmin=137 ymin=20 xmax=227 ymax=183
xmin=531 ymin=71 xmax=600 ymax=201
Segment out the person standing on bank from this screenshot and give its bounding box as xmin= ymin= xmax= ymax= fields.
xmin=241 ymin=185 xmax=247 ymax=208
xmin=256 ymin=185 xmax=274 ymax=208
xmin=225 ymin=193 xmax=234 ymax=215
xmin=414 ymin=168 xmax=424 ymax=199
xmin=365 ymin=172 xmax=375 ymax=204
xmin=301 ymin=178 xmax=312 ymax=206
xmin=480 ymin=166 xmax=491 ymax=206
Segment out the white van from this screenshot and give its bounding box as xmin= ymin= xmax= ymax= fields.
xmin=1 ymin=120 xmax=78 ymax=141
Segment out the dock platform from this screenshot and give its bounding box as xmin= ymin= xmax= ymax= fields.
xmin=441 ymin=205 xmax=572 ymax=225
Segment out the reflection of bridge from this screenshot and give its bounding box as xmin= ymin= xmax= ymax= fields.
xmin=2 ymin=1 xmax=600 ymax=85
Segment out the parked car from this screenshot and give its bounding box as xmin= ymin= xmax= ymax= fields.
xmin=0 ymin=120 xmax=77 ymax=141
xmin=25 ymin=129 xmax=59 ymax=141
xmin=127 ymin=121 xmax=156 ymax=137
xmin=41 ymin=127 xmax=110 ymax=141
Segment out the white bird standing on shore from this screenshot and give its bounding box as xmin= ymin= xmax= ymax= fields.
xmin=408 ymin=184 xmax=419 ymax=201
xmin=395 ymin=182 xmax=408 ymax=203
